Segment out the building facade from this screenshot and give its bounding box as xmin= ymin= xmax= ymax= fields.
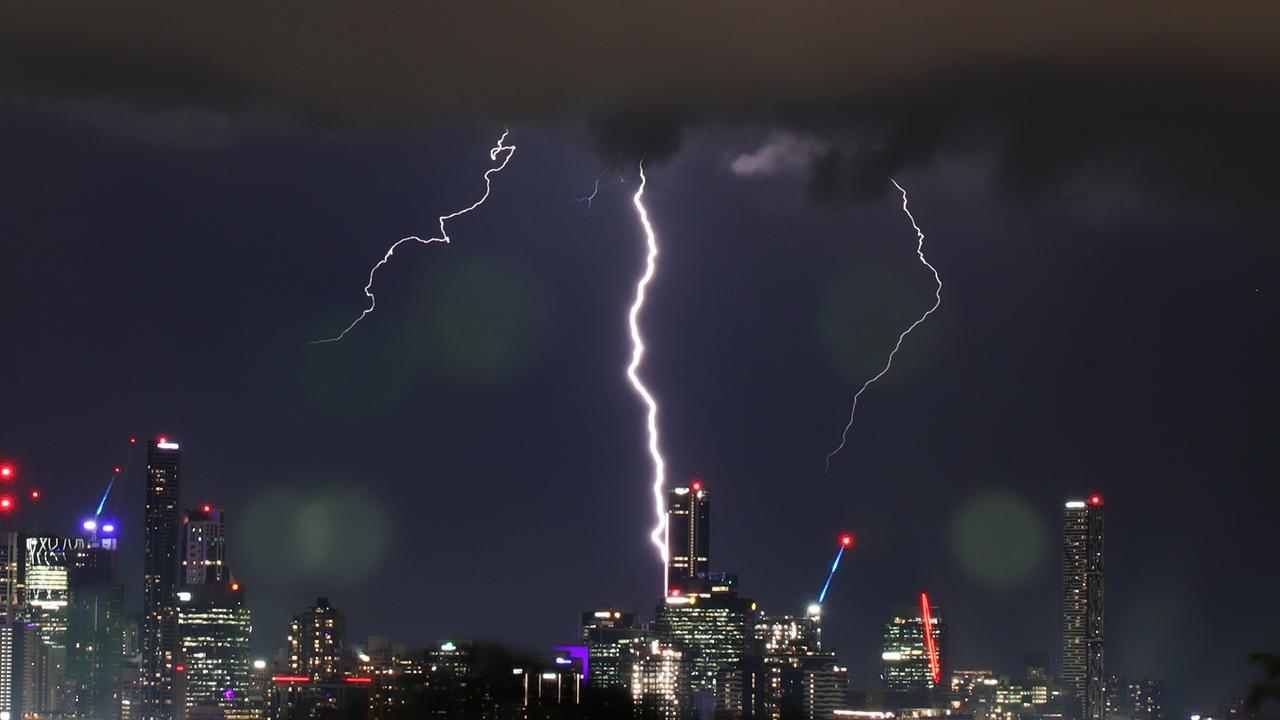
xmin=581 ymin=609 xmax=645 ymax=690
xmin=69 ymin=539 xmax=126 ymax=720
xmin=880 ymin=599 xmax=946 ymax=694
xmin=181 ymin=508 xmax=226 ymax=587
xmin=1062 ymin=496 xmax=1105 ymax=720
xmin=175 ymin=582 xmax=252 ymax=720
xmin=142 ymin=439 xmax=182 ymax=720
xmin=666 ymin=482 xmax=710 ymax=595
xmin=287 ymin=598 xmax=344 ymax=680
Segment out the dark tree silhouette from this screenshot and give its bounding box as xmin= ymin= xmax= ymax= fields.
xmin=1247 ymin=653 xmax=1280 ymax=712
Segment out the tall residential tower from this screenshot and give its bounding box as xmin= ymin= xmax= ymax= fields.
xmin=142 ymin=438 xmax=182 ymax=720
xmin=1062 ymin=495 xmax=1105 ymax=720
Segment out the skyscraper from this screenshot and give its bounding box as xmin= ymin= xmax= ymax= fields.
xmin=580 ymin=609 xmax=645 ymax=690
xmin=1062 ymin=496 xmax=1105 ymax=720
xmin=665 ymin=481 xmax=709 ymax=595
xmin=880 ymin=597 xmax=946 ymax=695
xmin=69 ymin=536 xmax=126 ymax=720
xmin=22 ymin=535 xmax=90 ymax=717
xmin=287 ymin=598 xmax=344 ymax=680
xmin=181 ymin=506 xmax=226 ymax=586
xmin=142 ymin=438 xmax=182 ymax=720
xmin=175 ymin=499 xmax=252 ymax=720
xmin=0 ymin=531 xmax=22 ymax=720
xmin=176 ymin=582 xmax=252 ymax=720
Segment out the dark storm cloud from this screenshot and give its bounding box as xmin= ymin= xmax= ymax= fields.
xmin=2 ymin=1 xmax=1277 ymax=205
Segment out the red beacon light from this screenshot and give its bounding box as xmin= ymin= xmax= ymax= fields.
xmin=840 ymin=533 xmax=854 ymax=548
xmin=0 ymin=496 xmax=14 ymax=511
xmin=669 ymin=588 xmax=681 ymax=597
xmin=0 ymin=465 xmax=13 ymax=480
xmin=29 ymin=490 xmax=40 ymax=500
xmin=1089 ymin=494 xmax=1103 ymax=506
xmin=202 ymin=504 xmax=212 ymax=513
xmin=690 ymin=480 xmax=703 ymax=492
xmin=129 ymin=437 xmax=137 ymax=444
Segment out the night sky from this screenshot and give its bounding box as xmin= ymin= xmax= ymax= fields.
xmin=0 ymin=3 xmax=1278 ymax=716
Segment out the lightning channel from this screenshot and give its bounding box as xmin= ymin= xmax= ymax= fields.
xmin=309 ymin=131 xmax=516 ymax=345
xmin=626 ymin=161 xmax=670 ymax=570
xmin=824 ymin=178 xmax=942 ymax=469
xmin=572 ymin=164 xmax=613 ymax=209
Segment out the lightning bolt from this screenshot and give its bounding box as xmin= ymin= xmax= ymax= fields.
xmin=626 ymin=161 xmax=669 ymax=571
xmin=310 ymin=131 xmax=516 ymax=345
xmin=572 ymin=164 xmax=613 ymax=209
xmin=824 ymin=178 xmax=942 ymax=469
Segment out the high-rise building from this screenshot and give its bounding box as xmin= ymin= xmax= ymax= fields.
xmin=880 ymin=597 xmax=946 ymax=695
xmin=181 ymin=507 xmax=226 ymax=587
xmin=175 ymin=582 xmax=252 ymax=720
xmin=0 ymin=531 xmax=23 ymax=720
xmin=631 ymin=639 xmax=692 ymax=720
xmin=751 ymin=607 xmax=845 ymax=720
xmin=1104 ymin=676 xmax=1164 ymax=720
xmin=1062 ymin=496 xmax=1105 ymax=720
xmin=580 ymin=609 xmax=645 ymax=690
xmin=286 ymin=598 xmax=344 ymax=680
xmin=121 ymin=616 xmax=143 ymax=720
xmin=666 ymin=481 xmax=710 ymax=595
xmin=142 ymin=438 xmax=182 ymax=720
xmin=69 ymin=537 xmax=126 ymax=720
xmin=654 ymin=580 xmax=756 ymax=693
xmin=22 ymin=534 xmax=87 ymax=717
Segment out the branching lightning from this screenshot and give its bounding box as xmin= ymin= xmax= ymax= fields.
xmin=825 ymin=178 xmax=942 ymax=469
xmin=625 ymin=162 xmax=669 ymax=568
xmin=309 ymin=131 xmax=516 ymax=345
xmin=572 ymin=164 xmax=614 ymax=209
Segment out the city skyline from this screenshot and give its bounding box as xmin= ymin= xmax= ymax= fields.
xmin=0 ymin=440 xmax=1236 ymax=720
xmin=1 ymin=4 xmax=1277 ymax=717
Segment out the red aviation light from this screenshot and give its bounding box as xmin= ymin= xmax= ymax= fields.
xmin=0 ymin=464 xmax=13 ymax=481
xmin=690 ymin=480 xmax=703 ymax=492
xmin=130 ymin=437 xmax=137 ymax=444
xmin=231 ymin=582 xmax=241 ymax=591
xmin=840 ymin=533 xmax=854 ymax=548
xmin=1089 ymin=494 xmax=1103 ymax=506
xmin=0 ymin=496 xmax=14 ymax=512
xmin=202 ymin=504 xmax=212 ymax=513
xmin=175 ymin=665 xmax=186 ymax=673
xmin=29 ymin=490 xmax=40 ymax=500
xmin=670 ymin=588 xmax=681 ymax=597
xmin=920 ymin=593 xmax=941 ymax=685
